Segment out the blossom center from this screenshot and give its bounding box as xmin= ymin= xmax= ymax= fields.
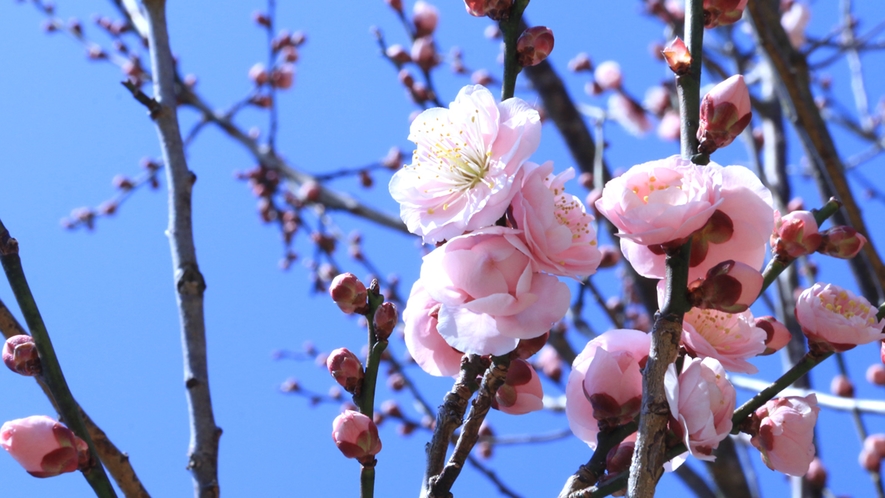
xmin=818 ymin=290 xmax=875 ymax=324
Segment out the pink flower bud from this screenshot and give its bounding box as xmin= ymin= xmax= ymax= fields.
xmin=252 ymin=11 xmax=271 ymax=28
xmin=605 ymin=442 xmax=635 ymax=475
xmin=754 ymin=316 xmax=792 ymax=355
xmin=667 ymin=357 xmax=736 ymax=461
xmin=329 ymin=273 xmax=368 ymax=315
xmin=514 ymin=332 xmax=548 ymax=360
xmin=326 ymin=348 xmax=364 ymax=395
xmin=0 ymin=416 xmax=88 ymax=478
xmin=248 ymin=63 xmax=268 ymax=86
xmin=593 ymin=61 xmax=622 ymax=90
xmin=817 ymin=226 xmax=867 ymax=259
xmin=412 ymin=1 xmax=439 ymax=37
xmin=535 ymin=345 xmax=563 ymax=383
xmin=781 ymin=2 xmax=810 ymax=49
xmin=598 ymin=246 xmax=621 ymax=269
xmin=471 ymin=69 xmax=493 ymax=86
xmin=795 ymin=283 xmax=885 ymax=352
xmin=751 ymin=395 xmax=819 ymax=476
xmin=385 ymin=0 xmax=403 ymax=13
xmin=331 ymin=410 xmax=381 ymax=463
xmin=410 ymin=36 xmax=438 ymax=71
xmin=270 ymin=64 xmax=295 ymax=89
xmin=373 ymin=302 xmax=398 ymax=342
xmin=516 ymin=27 xmax=554 ymax=68
xmin=662 ymin=37 xmax=691 ymax=75
xmin=831 ymin=374 xmax=854 ymax=398
xmin=771 ymin=210 xmax=822 ymax=260
xmin=687 ymin=260 xmax=762 ymax=313
xmin=644 ymin=85 xmax=671 ymax=117
xmin=385 ymin=44 xmax=411 ymax=64
xmin=491 ymin=359 xmax=544 ymax=415
xmin=656 ymin=110 xmax=681 ymax=141
xmin=3 ymin=335 xmax=41 ymax=376
xmin=867 ymin=364 xmax=885 ymax=386
xmin=806 ymin=457 xmax=827 ymax=488
xmin=697 ymin=75 xmax=752 ymax=154
xmin=703 ymin=0 xmax=749 ymax=28
xmin=866 ymin=434 xmax=885 ymax=457
xmin=568 ymin=52 xmax=592 ymax=72
xmin=464 ymin=0 xmax=512 ymax=20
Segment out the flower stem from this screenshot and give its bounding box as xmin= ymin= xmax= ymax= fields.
xmin=354 ymin=281 xmax=387 ymax=498
xmin=499 ymin=0 xmax=530 ymax=101
xmin=360 ymin=463 xmax=376 ymax=498
xmin=0 ymin=220 xmax=117 ymax=498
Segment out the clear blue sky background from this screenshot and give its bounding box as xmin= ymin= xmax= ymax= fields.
xmin=1 ymin=1 xmax=884 ymax=497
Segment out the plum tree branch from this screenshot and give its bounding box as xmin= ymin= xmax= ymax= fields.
xmin=139 ymin=1 xmax=220 ymax=497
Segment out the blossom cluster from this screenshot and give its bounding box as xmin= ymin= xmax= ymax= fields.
xmin=390 ymin=84 xmax=602 ymax=414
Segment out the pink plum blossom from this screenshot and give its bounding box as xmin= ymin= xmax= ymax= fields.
xmin=389 ymin=85 xmax=541 ymax=244
xmin=795 ymin=283 xmax=885 ymax=352
xmin=566 ymin=329 xmax=650 ymax=448
xmin=506 ymin=161 xmax=602 ymax=279
xmin=612 ymin=158 xmax=773 ymax=280
xmin=665 ymin=356 xmax=736 ymax=461
xmin=419 ymin=228 xmax=570 ymax=356
xmin=0 ymin=415 xmax=88 ymax=478
xmin=750 ymin=395 xmax=819 ymax=476
xmin=771 ymin=209 xmax=822 ymax=260
xmin=402 ymin=280 xmax=464 ymax=377
xmin=682 ymin=308 xmax=767 ymax=373
xmin=331 ymin=410 xmax=382 ymax=462
xmin=492 ymin=359 xmax=544 ymax=415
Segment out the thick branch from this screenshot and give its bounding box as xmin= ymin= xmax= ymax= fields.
xmin=746 ymin=0 xmax=885 ymax=305
xmin=140 ymin=1 xmax=220 ymax=496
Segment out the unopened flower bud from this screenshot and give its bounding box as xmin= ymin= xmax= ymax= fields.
xmin=0 ymin=416 xmax=89 ymax=478
xmin=514 ymin=332 xmax=549 ymax=360
xmin=754 ymin=316 xmax=792 ymax=356
xmin=516 ymin=27 xmax=554 ymax=68
xmin=465 ymin=0 xmax=513 ymax=20
xmin=697 ymin=75 xmax=752 ymax=154
xmin=385 ymin=44 xmax=411 ymax=64
xmin=831 ymin=374 xmax=854 ymax=398
xmin=568 ymin=52 xmax=592 ymax=72
xmin=326 ymin=348 xmax=364 ymax=395
xmin=252 ymin=11 xmax=271 ymax=28
xmin=270 ymin=64 xmax=295 ymax=89
xmin=410 ymin=36 xmax=438 ymax=71
xmin=806 ymin=457 xmax=827 ymax=488
xmin=331 ymin=410 xmax=382 ymax=463
xmin=867 ymin=364 xmax=885 ymax=387
xmin=703 ymin=0 xmax=749 ymax=28
xmin=248 ymin=63 xmax=268 ymax=86
xmin=662 ymin=37 xmax=691 ymax=75
xmin=598 ymin=246 xmax=621 ymax=268
xmin=594 ymin=61 xmax=622 ymax=90
xmin=771 ymin=210 xmax=822 ymax=260
xmin=606 ymin=442 xmax=635 ymax=475
xmin=860 ymin=447 xmax=881 ymax=472
xmin=298 ymin=180 xmax=321 ymax=202
xmin=3 ymin=335 xmax=41 ymax=376
xmin=112 ymin=175 xmax=134 ymax=191
xmin=688 ymin=260 xmax=762 ymax=313
xmin=386 ymin=0 xmax=403 ymax=13
xmin=471 ymin=69 xmax=493 ymax=86
xmin=817 ymin=226 xmax=867 ymax=259
xmin=329 ymin=273 xmax=368 ymax=314
xmin=412 ymin=1 xmax=439 ymax=37
xmin=387 ymin=372 xmax=406 ymax=391
xmin=373 ymin=302 xmax=398 ymax=341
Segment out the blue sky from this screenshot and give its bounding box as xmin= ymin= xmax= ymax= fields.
xmin=1 ymin=1 xmax=885 ymax=497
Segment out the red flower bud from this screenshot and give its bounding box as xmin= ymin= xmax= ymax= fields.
xmin=412 ymin=1 xmax=439 ymax=37
xmin=867 ymin=364 xmax=885 ymax=387
xmin=516 ymin=27 xmax=554 ymax=68
xmin=373 ymin=302 xmax=398 ymax=342
xmin=697 ymin=75 xmax=752 ymax=154
xmin=248 ymin=63 xmax=268 ymax=86
xmin=331 ymin=411 xmax=381 ymax=463
xmin=329 ymin=273 xmax=368 ymax=314
xmin=410 ymin=36 xmax=438 ymax=71
xmin=662 ymin=37 xmax=691 ymax=75
xmin=830 ymin=374 xmax=854 ymax=398
xmin=817 ymin=226 xmax=867 ymax=259
xmin=688 ymin=260 xmax=762 ymax=313
xmin=3 ymin=335 xmax=41 ymax=376
xmin=464 ymin=0 xmax=513 ymax=20
xmin=326 ymin=348 xmax=364 ymax=395
xmin=270 ymin=64 xmax=295 ymax=90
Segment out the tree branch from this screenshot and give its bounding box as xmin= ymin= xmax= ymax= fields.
xmin=139 ymin=1 xmax=220 ymax=496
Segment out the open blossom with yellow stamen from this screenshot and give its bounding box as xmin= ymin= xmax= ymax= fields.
xmin=389 ymin=85 xmax=541 ymax=244
xmin=795 ymin=283 xmax=885 ymax=352
xmin=506 ymin=161 xmax=602 ymax=279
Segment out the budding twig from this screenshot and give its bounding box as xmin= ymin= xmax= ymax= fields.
xmin=0 ymin=220 xmax=118 ymax=498
xmin=498 ymin=0 xmax=530 ymax=101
